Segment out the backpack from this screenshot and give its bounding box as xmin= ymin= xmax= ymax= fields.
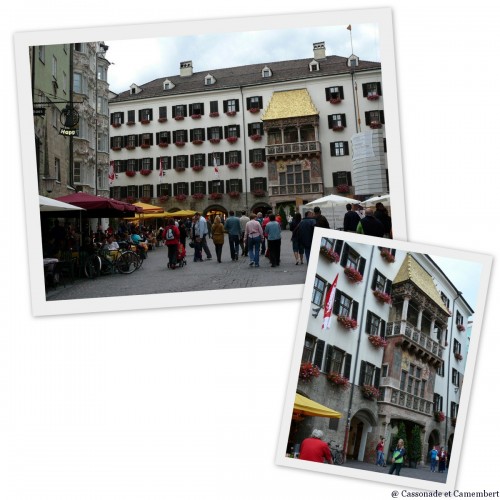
xmin=166 ymin=227 xmax=175 ymax=240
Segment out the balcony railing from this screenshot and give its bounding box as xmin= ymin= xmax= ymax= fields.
xmin=270 ymin=183 xmax=323 ymax=196
xmin=379 ymin=386 xmax=433 ymax=416
xmin=266 ymin=140 xmax=321 ymax=157
xmin=387 ymin=321 xmax=444 ymax=366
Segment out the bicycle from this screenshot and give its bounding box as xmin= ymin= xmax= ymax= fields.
xmin=328 ymin=442 xmax=344 ymax=465
xmin=98 ymin=246 xmax=141 ymax=275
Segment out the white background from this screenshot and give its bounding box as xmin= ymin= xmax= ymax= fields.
xmin=1 ymin=1 xmax=499 ymax=499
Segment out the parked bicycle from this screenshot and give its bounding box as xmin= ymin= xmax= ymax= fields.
xmin=83 ymin=243 xmax=141 ymax=278
xmin=328 ymin=442 xmax=344 ymax=465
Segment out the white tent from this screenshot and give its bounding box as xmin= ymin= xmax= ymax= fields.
xmin=39 ymin=195 xmax=86 ymax=212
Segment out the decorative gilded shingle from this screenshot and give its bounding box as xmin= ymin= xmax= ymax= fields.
xmin=393 ymin=254 xmax=450 ymax=315
xmin=261 ymin=89 xmax=319 ymax=121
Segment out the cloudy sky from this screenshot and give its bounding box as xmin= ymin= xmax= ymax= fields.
xmin=105 ymin=23 xmax=380 ymax=94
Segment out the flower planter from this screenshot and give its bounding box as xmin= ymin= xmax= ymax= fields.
xmin=336 ymin=184 xmax=350 ymax=194
xmin=227 ymin=162 xmax=240 ymax=169
xmin=175 ymin=194 xmax=187 ymax=202
xmin=192 ymin=140 xmax=204 ymax=145
xmin=250 ymin=134 xmax=262 ymax=141
xmin=175 ymin=167 xmax=186 ymax=172
xmin=174 ymin=116 xmax=185 ymax=121
xmin=140 ymin=119 xmax=150 ymax=125
xmin=299 ymin=362 xmax=320 ymax=382
xmin=252 ymin=161 xmax=264 ymax=168
xmin=367 ymin=94 xmax=380 ymax=101
xmin=209 ymin=192 xmax=223 ymax=200
xmin=373 ymin=289 xmax=392 ymax=305
xmin=209 ymin=138 xmax=221 ymax=144
xmin=190 ymin=114 xmax=202 ymax=119
xmin=368 ymin=335 xmax=388 ymax=349
xmin=158 ymin=142 xmax=169 ymax=148
xmin=457 ymin=324 xmax=466 ymax=332
xmin=112 ymin=123 xmax=122 ymax=128
xmin=140 ymin=197 xmax=151 ymax=203
xmin=126 ymin=196 xmax=136 ymax=203
xmin=192 ymin=165 xmax=204 ymax=172
xmin=360 ymin=384 xmax=380 ymax=400
xmin=248 ymin=107 xmax=260 ymax=113
xmin=175 ymin=142 xmax=185 ymax=147
xmin=125 ymin=171 xmax=136 ymax=177
xmin=140 ymin=169 xmax=152 ymax=176
xmin=434 ymin=411 xmax=445 ymax=423
xmin=226 ymin=111 xmax=237 ymax=117
xmin=226 ymin=137 xmax=238 ymax=144
xmin=192 ymin=193 xmax=205 ymax=200
xmin=111 ymin=147 xmax=122 ymax=151
xmin=327 ymin=372 xmax=350 ymax=390
xmin=332 ymin=125 xmax=345 ymax=132
xmin=380 ymin=249 xmax=395 ymax=263
xmin=228 ymin=191 xmax=240 ymax=199
xmin=159 ymin=195 xmax=170 ymax=203
xmin=329 ymin=97 xmax=342 ymax=104
xmin=126 ymin=121 xmax=135 ymax=126
xmin=252 ymin=190 xmax=266 ymax=198
xmin=126 ymin=145 xmax=136 ymax=150
xmin=140 ymin=144 xmax=150 ymax=149
xmin=344 ymin=266 xmax=363 ymax=283
xmin=370 ymin=121 xmax=382 ymax=129
xmin=209 ymin=112 xmax=219 ymax=117
xmin=319 ymin=246 xmax=340 ymax=263
xmin=158 ymin=117 xmax=168 ymax=123
xmin=337 ymin=315 xmax=358 ymax=330
xmin=454 ymin=352 xmax=463 ymax=361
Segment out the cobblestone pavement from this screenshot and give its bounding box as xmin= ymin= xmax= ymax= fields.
xmin=342 ymin=459 xmax=448 ymax=484
xmin=46 ymin=230 xmax=308 ymax=301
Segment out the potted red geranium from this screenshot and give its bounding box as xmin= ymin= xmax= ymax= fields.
xmin=344 ymin=266 xmax=363 ymax=283
xmin=299 ymin=362 xmax=320 ymax=382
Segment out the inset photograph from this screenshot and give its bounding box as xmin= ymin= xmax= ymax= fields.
xmin=276 ymin=230 xmax=491 ymax=490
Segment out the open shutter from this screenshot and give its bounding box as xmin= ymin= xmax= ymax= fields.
xmin=381 ymin=320 xmax=386 ymax=338
xmin=325 ymin=88 xmax=331 ymax=101
xmin=328 ymin=115 xmax=334 ymax=128
xmin=358 ymin=257 xmax=366 ymax=276
xmin=365 ymin=111 xmax=371 ymax=126
xmin=352 ymin=300 xmax=359 ymax=321
xmin=377 ymin=82 xmax=382 ymax=96
xmin=314 ymin=340 xmax=325 ymax=370
xmin=325 ymin=345 xmax=333 ymax=373
xmin=341 ymin=114 xmax=347 ymax=127
xmin=237 ymin=151 xmax=242 ymax=163
xmin=365 ymin=311 xmax=372 ymax=334
xmin=333 ymin=289 xmax=341 ymax=315
xmin=238 ymin=179 xmax=243 ymax=192
xmin=343 ymin=353 xmax=351 ymax=379
xmin=385 ymin=279 xmax=392 ymax=295
xmin=334 ymin=240 xmax=343 ymax=256
xmin=246 ymin=97 xmax=251 ymax=109
xmin=380 ymin=110 xmax=385 ymax=124
xmin=249 ymin=150 xmax=255 ymax=162
xmin=374 ymin=367 xmax=381 ymax=388
xmin=371 ymin=270 xmax=378 ymax=291
xmin=340 ymin=243 xmax=350 ymax=267
xmin=362 ymin=83 xmax=368 ymax=97
xmin=359 ymin=361 xmax=366 ymax=386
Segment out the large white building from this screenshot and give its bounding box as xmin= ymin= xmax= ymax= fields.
xmin=290 ymin=238 xmax=473 ymax=467
xmin=108 ymin=42 xmax=387 ymax=218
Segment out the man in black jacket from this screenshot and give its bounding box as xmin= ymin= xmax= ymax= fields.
xmin=313 ymin=206 xmax=330 ymax=229
xmin=343 ymin=203 xmax=361 ymax=232
xmin=356 ymin=208 xmax=385 ymax=237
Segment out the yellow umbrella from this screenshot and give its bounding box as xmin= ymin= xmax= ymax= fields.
xmin=132 ymin=201 xmax=165 ymax=213
xmin=293 ymin=393 xmax=342 ymax=419
xmin=164 ymin=210 xmax=197 ymax=217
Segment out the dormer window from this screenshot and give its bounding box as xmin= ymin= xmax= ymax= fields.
xmin=262 ymin=66 xmax=272 ymax=78
xmin=163 ymin=79 xmax=175 ymax=91
xmin=205 ymin=73 xmax=216 ymax=85
xmin=129 ymin=84 xmax=142 ymax=95
xmin=347 ymin=55 xmax=359 ymax=68
xmin=309 ymin=60 xmax=320 ymax=72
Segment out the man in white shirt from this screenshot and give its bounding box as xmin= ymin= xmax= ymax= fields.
xmin=239 ymin=210 xmax=250 ymax=256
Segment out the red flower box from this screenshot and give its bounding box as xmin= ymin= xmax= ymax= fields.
xmin=140 ymin=197 xmax=151 ymax=203
xmin=299 ymin=362 xmax=320 ymax=382
xmin=125 ymin=171 xmax=136 ymax=177
xmin=327 ymin=372 xmax=350 ymax=390
xmin=158 ymin=117 xmax=168 ymax=123
xmin=175 ymin=141 xmax=185 ymax=147
xmin=332 ymin=125 xmax=344 ymax=131
xmin=380 ymin=249 xmax=395 ymax=263
xmin=252 ymin=189 xmax=266 ymax=198
xmin=248 ymin=107 xmax=260 ymax=113
xmin=175 ymin=166 xmax=186 ymax=172
xmin=226 ymin=136 xmax=238 ymax=144
xmin=159 ymin=195 xmax=170 ymax=203
xmin=126 ymin=121 xmax=135 ymax=126
xmin=111 ymin=123 xmax=122 ymax=128
xmin=226 ymin=111 xmax=237 ymax=117
xmin=336 ymin=184 xmax=350 ymax=193
xmin=209 ymin=112 xmax=219 ymax=117
xmin=227 ymin=162 xmax=240 ymax=169
xmin=140 ymin=169 xmax=152 ymax=176
xmin=337 ymin=315 xmax=358 ymax=329
xmin=174 ymin=116 xmax=185 ymax=121
xmin=250 ymin=134 xmax=262 ymax=141
xmin=252 ymin=161 xmax=264 ymax=168
xmin=329 ymin=97 xmax=342 ymax=104
xmin=319 ymin=246 xmax=340 ymax=263
xmin=370 ymin=121 xmax=382 ymax=129
xmin=190 ymin=114 xmax=201 ymax=119
xmin=140 ymin=143 xmax=150 ymax=149
xmin=228 ymin=191 xmax=240 ymax=199
xmin=126 ymin=196 xmax=136 ymax=203
xmin=192 ymin=193 xmax=205 ymax=200
xmin=367 ymin=94 xmax=380 ymax=101
xmin=192 ymin=139 xmax=204 ymax=145
xmin=175 ymin=194 xmax=187 ymax=202
xmin=126 ymin=145 xmax=136 ymax=150
xmin=192 ymin=165 xmax=204 ymax=172
xmin=434 ymin=411 xmax=445 ymax=422
xmin=140 ymin=119 xmax=150 ymax=124
xmin=454 ymin=352 xmax=463 ymax=361
xmin=361 ymin=384 xmax=380 ymax=400
xmin=368 ymin=335 xmax=388 ymax=349
xmin=111 ymin=146 xmax=122 ymax=151
xmin=344 ymin=266 xmax=363 ymax=283
xmin=209 ymin=192 xmax=223 ymax=200
xmin=373 ymin=289 xmax=392 ymax=305
xmin=457 ymin=324 xmax=466 ymax=332
xmin=158 ymin=142 xmax=168 ymax=148
xmin=209 ymin=138 xmax=220 ymax=144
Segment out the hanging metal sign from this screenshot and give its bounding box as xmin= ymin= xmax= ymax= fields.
xmin=59 ymin=105 xmax=79 ymax=137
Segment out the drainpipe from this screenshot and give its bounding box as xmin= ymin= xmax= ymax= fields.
xmin=444 ymin=291 xmax=462 ymax=453
xmin=342 ymin=245 xmax=375 ymax=460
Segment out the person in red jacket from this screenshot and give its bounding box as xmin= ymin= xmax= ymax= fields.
xmin=299 ymin=429 xmax=333 ymax=464
xmin=163 ymin=218 xmax=180 ymax=269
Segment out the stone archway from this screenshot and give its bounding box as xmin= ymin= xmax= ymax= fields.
xmin=347 ymin=409 xmax=378 ymax=461
xmin=427 ymin=429 xmax=440 ymax=464
xmin=204 ymin=204 xmax=228 ymax=222
xmin=250 ymin=202 xmax=271 ymax=216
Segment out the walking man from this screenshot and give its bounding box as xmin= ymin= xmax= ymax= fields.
xmin=224 ymin=210 xmax=241 ymax=261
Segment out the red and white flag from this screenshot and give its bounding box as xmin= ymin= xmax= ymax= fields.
xmin=322 ymin=273 xmax=339 ymax=330
xmin=159 ymin=156 xmax=164 ymax=179
xmin=108 ymin=160 xmax=115 ymax=185
xmin=213 ymin=155 xmax=220 ymax=180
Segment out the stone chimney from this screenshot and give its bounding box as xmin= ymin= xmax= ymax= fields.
xmin=180 ymin=60 xmax=193 ymax=77
xmin=313 ymin=42 xmax=326 ymax=60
